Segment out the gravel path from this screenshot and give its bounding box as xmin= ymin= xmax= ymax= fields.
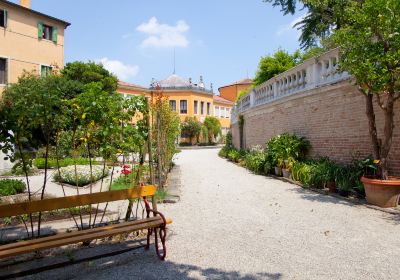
xmin=26 ymin=149 xmax=400 ymax=280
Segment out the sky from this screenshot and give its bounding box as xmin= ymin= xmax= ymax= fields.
xmin=20 ymin=0 xmax=305 ymax=92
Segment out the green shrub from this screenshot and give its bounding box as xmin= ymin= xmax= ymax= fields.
xmin=34 ymin=157 xmax=98 ymax=169
xmin=266 ymin=133 xmax=310 ymax=167
xmin=218 ymin=147 xmax=229 ymax=158
xmin=0 ymin=179 xmax=26 ymax=196
xmin=53 ymin=165 xmax=109 ymax=187
xmin=227 ymin=149 xmax=240 ymax=162
xmin=244 ymin=146 xmax=266 ymax=174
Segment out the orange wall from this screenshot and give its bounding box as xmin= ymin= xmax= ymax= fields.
xmin=219 ymin=83 xmax=252 ymax=102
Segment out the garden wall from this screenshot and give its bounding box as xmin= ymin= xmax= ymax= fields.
xmin=231 ymin=81 xmax=400 ymax=175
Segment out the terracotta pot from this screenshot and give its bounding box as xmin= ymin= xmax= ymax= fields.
xmin=274 ymin=166 xmax=282 ymax=176
xmin=327 ymin=181 xmax=337 ymax=193
xmin=282 ymin=168 xmax=291 ymax=179
xmin=361 ymin=176 xmax=400 ymax=208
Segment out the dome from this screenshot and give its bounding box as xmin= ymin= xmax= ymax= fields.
xmin=159 ymin=74 xmax=191 ymax=88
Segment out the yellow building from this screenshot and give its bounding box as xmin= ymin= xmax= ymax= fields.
xmin=117 ymin=74 xmax=234 ymax=137
xmin=218 ymin=78 xmax=253 ymax=102
xmin=0 ymin=0 xmax=70 ymax=94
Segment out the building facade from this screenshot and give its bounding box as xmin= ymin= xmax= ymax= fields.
xmin=116 ymin=74 xmax=234 ymax=140
xmin=0 ymin=0 xmax=70 ymax=95
xmin=218 ymin=78 xmax=253 ymax=103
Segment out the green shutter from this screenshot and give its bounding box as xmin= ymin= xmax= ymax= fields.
xmin=52 ymin=27 xmax=58 ymax=43
xmin=38 ymin=22 xmax=43 ymax=39
xmin=4 ymin=10 xmax=7 ymax=28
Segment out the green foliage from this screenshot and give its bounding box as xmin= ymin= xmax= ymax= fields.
xmin=53 ymin=165 xmax=109 ymax=187
xmin=264 ymin=0 xmax=351 ymax=49
xmin=300 ymin=46 xmax=326 ymax=61
xmin=33 ymin=157 xmax=98 ymax=169
xmin=227 ymin=149 xmax=240 ymax=162
xmin=181 ymin=117 xmax=202 ymax=142
xmin=291 ymin=159 xmax=338 ymax=188
xmin=266 ymin=133 xmax=310 ymax=167
xmin=236 ymin=90 xmax=249 ymax=103
xmin=253 ymin=49 xmax=300 ymax=86
xmin=244 ymin=146 xmax=267 ymax=174
xmin=61 ymin=61 xmax=118 ymax=95
xmin=332 ymin=0 xmax=400 ymax=95
xmin=151 ymin=96 xmax=181 ymax=185
xmin=203 ymin=116 xmax=221 ymax=144
xmin=155 ymin=189 xmax=169 ymax=203
xmin=0 ymin=179 xmax=26 ymax=196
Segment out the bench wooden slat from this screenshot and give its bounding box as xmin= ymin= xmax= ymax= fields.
xmin=0 ymin=217 xmax=164 ymax=259
xmin=0 ymin=216 xmax=162 ymax=252
xmin=0 ymin=186 xmax=156 ymax=218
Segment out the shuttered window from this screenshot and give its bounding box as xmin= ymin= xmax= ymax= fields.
xmin=180 ymin=100 xmax=187 ymax=114
xmin=169 ymin=100 xmax=176 ymax=111
xmin=194 ymin=100 xmax=198 ymax=114
xmin=200 ymin=101 xmax=204 ymax=115
xmin=0 ymin=58 xmax=7 ymax=84
xmin=207 ymin=102 xmax=211 ymax=115
xmin=41 ymin=65 xmax=52 ymax=77
xmin=0 ymin=9 xmax=7 ymax=28
xmin=38 ymin=22 xmax=58 ymax=43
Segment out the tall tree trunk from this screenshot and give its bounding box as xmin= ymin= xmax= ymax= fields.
xmin=364 ymin=93 xmax=380 ymax=160
xmin=380 ymin=93 xmax=395 ymax=180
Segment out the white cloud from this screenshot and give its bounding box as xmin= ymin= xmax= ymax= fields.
xmin=98 ymin=58 xmax=139 ymax=81
xmin=276 ymin=14 xmax=306 ymax=36
xmin=136 ymin=17 xmax=189 ymax=48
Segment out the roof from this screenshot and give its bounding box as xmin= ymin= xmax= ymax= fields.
xmin=218 ymin=78 xmax=253 ymax=90
xmin=0 ymin=0 xmax=71 ymax=27
xmin=118 ymin=81 xmax=148 ymax=89
xmin=213 ymin=95 xmax=234 ymax=106
xmin=159 ymin=74 xmax=191 ymax=88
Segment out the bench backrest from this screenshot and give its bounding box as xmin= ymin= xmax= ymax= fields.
xmin=0 ymin=185 xmax=156 ymax=218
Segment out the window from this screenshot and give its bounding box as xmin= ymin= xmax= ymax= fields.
xmin=0 ymin=9 xmax=7 ymax=28
xmin=169 ymin=100 xmax=176 ymax=111
xmin=41 ymin=65 xmax=52 ymax=77
xmin=226 ymin=108 xmax=230 ymax=118
xmin=38 ymin=22 xmax=58 ymax=43
xmin=207 ymin=102 xmax=211 ymax=115
xmin=219 ymin=106 xmax=224 ymax=118
xmin=194 ymin=100 xmax=198 ymax=114
xmin=0 ymin=58 xmax=7 ymax=84
xmin=200 ymin=101 xmax=204 ymax=115
xmin=180 ymin=100 xmax=187 ymax=114
xmin=215 ymin=106 xmax=219 ymax=117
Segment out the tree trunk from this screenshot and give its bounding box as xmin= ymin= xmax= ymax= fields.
xmin=380 ymin=93 xmax=395 ymax=180
xmin=364 ymin=93 xmax=380 ymax=160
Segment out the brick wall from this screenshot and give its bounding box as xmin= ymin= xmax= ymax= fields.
xmin=231 ymin=81 xmax=400 ymax=175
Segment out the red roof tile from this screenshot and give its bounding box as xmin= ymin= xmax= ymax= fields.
xmin=213 ymin=95 xmax=234 ymax=106
xmin=118 ymin=81 xmax=148 ymax=89
xmin=218 ymin=78 xmax=253 ymax=89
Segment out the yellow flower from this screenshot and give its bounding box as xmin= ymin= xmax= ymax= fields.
xmin=373 ymin=159 xmax=380 ymax=164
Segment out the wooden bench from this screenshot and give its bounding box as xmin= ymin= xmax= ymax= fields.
xmin=0 ymin=185 xmax=171 ymax=260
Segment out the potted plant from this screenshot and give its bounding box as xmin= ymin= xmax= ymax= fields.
xmin=282 ymin=158 xmax=294 ymax=179
xmin=274 ymin=158 xmax=283 ymax=177
xmin=332 ymin=0 xmax=400 ymax=208
xmin=335 ymin=166 xmax=352 ymax=197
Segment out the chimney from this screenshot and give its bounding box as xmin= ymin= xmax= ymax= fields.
xmin=19 ymin=0 xmax=30 ymax=8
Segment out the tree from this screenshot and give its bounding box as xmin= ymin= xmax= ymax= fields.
xmin=332 ymin=0 xmax=400 ymax=179
xmin=181 ymin=117 xmax=202 ymax=144
xmin=203 ymin=116 xmax=221 ymax=144
xmin=253 ymin=49 xmax=301 ymax=86
xmin=264 ymin=0 xmax=352 ymax=49
xmin=61 ymin=61 xmax=118 ymax=95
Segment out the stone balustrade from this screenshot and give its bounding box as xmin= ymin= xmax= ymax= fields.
xmin=231 ymin=48 xmax=350 ymax=124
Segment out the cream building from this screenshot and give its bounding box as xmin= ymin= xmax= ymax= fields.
xmin=0 ymin=0 xmax=70 ymax=95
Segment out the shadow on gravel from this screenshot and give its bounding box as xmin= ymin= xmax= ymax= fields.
xmin=285 ymin=186 xmax=356 ymax=207
xmin=382 ymin=213 xmax=400 ymax=225
xmin=92 ymin=254 xmax=283 ymax=280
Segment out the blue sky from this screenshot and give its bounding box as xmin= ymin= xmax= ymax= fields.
xmin=23 ymin=0 xmax=304 ymax=91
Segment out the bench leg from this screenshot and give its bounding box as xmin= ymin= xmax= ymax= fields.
xmin=154 ymin=226 xmax=167 ymax=260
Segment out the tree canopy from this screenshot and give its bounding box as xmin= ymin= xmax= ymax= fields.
xmin=264 ymin=0 xmax=351 ymax=49
xmin=61 ymin=61 xmax=118 ymax=95
xmin=253 ymin=47 xmax=325 ymax=86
